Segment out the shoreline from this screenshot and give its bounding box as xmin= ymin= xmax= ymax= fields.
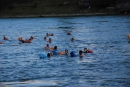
xmin=0 ymin=12 xmax=120 ymax=18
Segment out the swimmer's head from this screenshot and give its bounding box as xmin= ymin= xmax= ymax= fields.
xmin=71 ymin=38 xmax=74 ymax=41
xmin=65 ymin=49 xmax=68 ymax=54
xmin=47 ymin=44 xmax=49 ymax=47
xmin=47 ymin=53 xmax=51 ymax=57
xmin=79 ymin=50 xmax=83 ymax=55
xmin=54 ymin=46 xmax=57 ymax=50
xmin=84 ymin=48 xmax=88 ymax=51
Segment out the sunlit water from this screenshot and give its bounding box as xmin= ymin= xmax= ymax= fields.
xmin=0 ymin=15 xmax=130 ymax=87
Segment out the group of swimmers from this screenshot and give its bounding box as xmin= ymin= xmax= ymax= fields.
xmin=1 ymin=33 xmax=130 ymax=58
xmin=40 ymin=31 xmax=93 ymax=58
xmin=41 ymin=33 xmax=69 ymax=58
xmin=0 ymin=36 xmax=34 ymax=44
xmin=18 ymin=36 xmax=34 ymax=43
xmin=3 ymin=31 xmax=126 ymax=58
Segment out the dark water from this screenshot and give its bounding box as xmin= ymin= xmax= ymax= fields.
xmin=0 ymin=15 xmax=130 ymax=87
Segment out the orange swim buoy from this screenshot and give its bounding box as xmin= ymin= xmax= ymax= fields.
xmin=58 ymin=52 xmax=65 ymax=55
xmin=18 ymin=37 xmax=23 ymax=41
xmin=128 ymin=34 xmax=130 ymax=40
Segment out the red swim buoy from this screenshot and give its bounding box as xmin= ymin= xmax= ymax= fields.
xmin=88 ymin=50 xmax=93 ymax=53
xmin=4 ymin=36 xmax=8 ymax=40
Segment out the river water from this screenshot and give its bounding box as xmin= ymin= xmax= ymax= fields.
xmin=0 ymin=15 xmax=130 ymax=87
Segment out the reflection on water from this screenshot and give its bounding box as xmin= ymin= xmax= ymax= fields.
xmin=0 ymin=15 xmax=130 ymax=87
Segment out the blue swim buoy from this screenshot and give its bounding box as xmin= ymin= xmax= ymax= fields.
xmin=40 ymin=54 xmax=47 ymax=58
xmin=70 ymin=51 xmax=76 ymax=57
xmin=52 ymin=50 xmax=58 ymax=55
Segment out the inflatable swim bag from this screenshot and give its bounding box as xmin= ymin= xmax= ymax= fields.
xmin=70 ymin=51 xmax=76 ymax=57
xmin=40 ymin=54 xmax=46 ymax=58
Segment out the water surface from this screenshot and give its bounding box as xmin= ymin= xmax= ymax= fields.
xmin=0 ymin=15 xmax=130 ymax=87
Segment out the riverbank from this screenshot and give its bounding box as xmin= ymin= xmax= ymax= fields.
xmin=0 ymin=0 xmax=129 ymax=18
xmin=0 ymin=12 xmax=119 ymax=18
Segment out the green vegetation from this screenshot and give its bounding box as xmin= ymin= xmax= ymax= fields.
xmin=0 ymin=0 xmax=130 ymax=17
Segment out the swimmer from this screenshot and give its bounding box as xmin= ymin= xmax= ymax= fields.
xmin=47 ymin=50 xmax=58 ymax=57
xmin=46 ymin=33 xmax=53 ymax=36
xmin=20 ymin=40 xmax=25 ymax=43
xmin=83 ymin=48 xmax=89 ymax=53
xmin=65 ymin=49 xmax=68 ymax=55
xmin=128 ymin=34 xmax=130 ymax=40
xmin=49 ymin=33 xmax=53 ymax=36
xmin=29 ymin=36 xmax=34 ymax=40
xmin=24 ymin=38 xmax=32 ymax=43
xmin=48 ymin=38 xmax=52 ymax=43
xmin=83 ymin=47 xmax=93 ymax=53
xmin=47 ymin=53 xmax=51 ymax=57
xmin=44 ymin=44 xmax=50 ymax=50
xmin=50 ymin=46 xmax=57 ymax=50
xmin=3 ymin=36 xmax=8 ymax=40
xmin=71 ymin=38 xmax=74 ymax=42
xmin=46 ymin=33 xmax=49 ymax=37
xmin=0 ymin=42 xmax=3 ymax=44
xmin=18 ymin=37 xmax=31 ymax=43
xmin=53 ymin=46 xmax=57 ymax=50
xmin=58 ymin=49 xmax=68 ymax=55
xmin=44 ymin=36 xmax=47 ymax=41
xmin=128 ymin=34 xmax=130 ymax=43
xmin=79 ymin=50 xmax=84 ymax=57
xmin=67 ymin=31 xmax=71 ymax=35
